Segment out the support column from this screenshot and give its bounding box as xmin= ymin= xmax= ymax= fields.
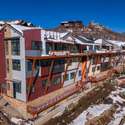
xmin=45 ymin=59 xmax=55 ymax=94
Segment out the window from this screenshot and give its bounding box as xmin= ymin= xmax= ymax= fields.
xmin=62 ymin=44 xmax=68 ymax=51
xmin=54 ymin=43 xmax=62 ymax=51
xmin=92 ymin=66 xmax=95 ymax=72
xmin=64 ymin=74 xmax=69 ymax=81
xmin=11 ymin=38 xmax=20 ymax=55
xmin=46 ymin=43 xmax=53 ymax=54
xmin=32 ymin=86 xmax=35 ymax=93
xmin=72 ymin=57 xmax=78 ymax=62
xmin=41 ymin=60 xmax=51 ymax=67
xmin=52 ymin=76 xmax=61 ymax=85
xmin=14 ymin=81 xmax=21 ymax=93
xmin=5 ymin=40 xmax=9 ymax=55
xmin=42 ymin=79 xmax=48 ymax=88
xmin=83 ymin=46 xmax=87 ymax=52
xmin=71 ymin=45 xmax=78 ymax=53
xmin=27 ymin=61 xmax=32 ymax=71
xmin=12 ymin=59 xmax=21 ymax=71
xmin=89 ymin=46 xmax=93 ymax=51
xmin=70 ymin=72 xmax=75 ymax=79
xmin=97 ymin=66 xmax=100 ymax=70
xmin=78 ymin=70 xmax=82 ymax=77
xmin=55 ymin=59 xmax=65 ymax=65
xmin=91 ymin=57 xmax=96 ymax=65
xmin=32 ymin=41 xmax=42 ymax=50
xmin=6 ymin=59 xmax=9 ymax=73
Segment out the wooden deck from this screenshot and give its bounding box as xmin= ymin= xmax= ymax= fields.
xmin=27 ymin=82 xmax=81 ymax=115
xmin=28 ymin=83 xmax=77 ymax=106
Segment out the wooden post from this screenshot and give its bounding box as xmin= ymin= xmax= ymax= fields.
xmin=45 ymin=59 xmax=55 ymax=94
xmin=28 ymin=59 xmax=36 ymax=98
xmin=74 ymin=57 xmax=81 ymax=83
xmin=86 ymin=55 xmax=92 ymax=81
xmin=61 ymin=58 xmax=71 ymax=87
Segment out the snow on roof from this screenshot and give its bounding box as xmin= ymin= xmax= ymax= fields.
xmin=47 ymin=38 xmax=74 ymax=44
xmin=94 ymin=39 xmax=103 ymax=44
xmin=75 ymin=38 xmax=93 ymax=45
xmin=79 ymin=35 xmax=91 ymax=42
xmin=75 ymin=35 xmax=95 ymax=45
xmin=75 ymin=38 xmax=84 ymax=45
xmin=94 ymin=39 xmax=113 ymax=46
xmin=10 ymin=24 xmax=41 ymax=34
xmin=107 ymin=40 xmax=125 ymax=47
xmin=0 ymin=21 xmax=5 ymax=25
xmin=59 ymin=32 xmax=69 ymax=38
xmin=43 ymin=30 xmax=74 ymax=44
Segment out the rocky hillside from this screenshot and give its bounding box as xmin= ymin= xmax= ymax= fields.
xmin=0 ymin=20 xmax=125 ymax=41
xmin=53 ymin=21 xmax=125 ymax=41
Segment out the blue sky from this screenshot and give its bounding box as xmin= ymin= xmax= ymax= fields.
xmin=0 ymin=0 xmax=125 ymax=32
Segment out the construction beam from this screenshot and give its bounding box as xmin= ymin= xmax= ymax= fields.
xmin=74 ymin=57 xmax=81 ymax=83
xmin=61 ymin=58 xmax=71 ymax=87
xmin=44 ymin=60 xmax=55 ymax=94
xmin=86 ymin=55 xmax=92 ymax=81
xmin=27 ymin=59 xmax=36 ymax=99
xmin=26 ymin=51 xmax=125 ymax=61
xmin=28 ymin=67 xmax=40 ymax=100
xmin=81 ymin=57 xmax=87 ymax=82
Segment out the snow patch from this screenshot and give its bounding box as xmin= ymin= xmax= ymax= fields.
xmin=71 ymin=104 xmax=111 ymax=125
xmin=11 ymin=117 xmax=23 ymax=124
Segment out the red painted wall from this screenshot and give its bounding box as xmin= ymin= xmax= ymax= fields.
xmin=27 ymin=74 xmax=62 ymax=101
xmin=0 ymin=31 xmax=6 ymax=84
xmin=23 ymin=29 xmax=41 ymax=50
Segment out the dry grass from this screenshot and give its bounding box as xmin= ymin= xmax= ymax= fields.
xmin=44 ymin=81 xmax=115 ymax=125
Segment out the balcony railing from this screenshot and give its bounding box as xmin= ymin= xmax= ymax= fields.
xmin=26 ymin=50 xmax=42 ymax=56
xmin=49 ymin=50 xmax=70 ymax=56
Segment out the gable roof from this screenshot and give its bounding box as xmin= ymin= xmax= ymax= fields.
xmin=10 ymin=24 xmax=41 ymax=34
xmin=3 ymin=23 xmax=42 ymax=36
xmin=94 ymin=39 xmax=113 ymax=46
xmin=106 ymin=40 xmax=125 ymax=47
xmin=60 ymin=31 xmax=95 ymax=45
xmin=75 ymin=35 xmax=94 ymax=44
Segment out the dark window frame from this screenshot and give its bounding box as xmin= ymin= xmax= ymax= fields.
xmin=32 ymin=41 xmax=42 ymax=50
xmin=12 ymin=59 xmax=21 ymax=71
xmin=11 ymin=38 xmax=20 ymax=55
xmin=52 ymin=76 xmax=61 ymax=85
xmin=70 ymin=72 xmax=75 ymax=79
xmin=13 ymin=81 xmax=21 ymax=93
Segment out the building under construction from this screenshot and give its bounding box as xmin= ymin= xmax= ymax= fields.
xmin=0 ymin=20 xmax=125 ymax=121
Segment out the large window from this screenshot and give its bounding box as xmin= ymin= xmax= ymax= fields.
xmin=64 ymin=74 xmax=69 ymax=81
xmin=52 ymin=76 xmax=61 ymax=85
xmin=42 ymin=79 xmax=48 ymax=88
xmin=92 ymin=66 xmax=96 ymax=72
xmin=46 ymin=43 xmax=53 ymax=54
xmin=71 ymin=45 xmax=78 ymax=53
xmin=32 ymin=41 xmax=42 ymax=50
xmin=27 ymin=61 xmax=32 ymax=71
xmin=70 ymin=72 xmax=75 ymax=79
xmin=12 ymin=59 xmax=21 ymax=71
xmin=78 ymin=70 xmax=82 ymax=77
xmin=11 ymin=38 xmax=20 ymax=55
xmin=13 ymin=81 xmax=21 ymax=93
